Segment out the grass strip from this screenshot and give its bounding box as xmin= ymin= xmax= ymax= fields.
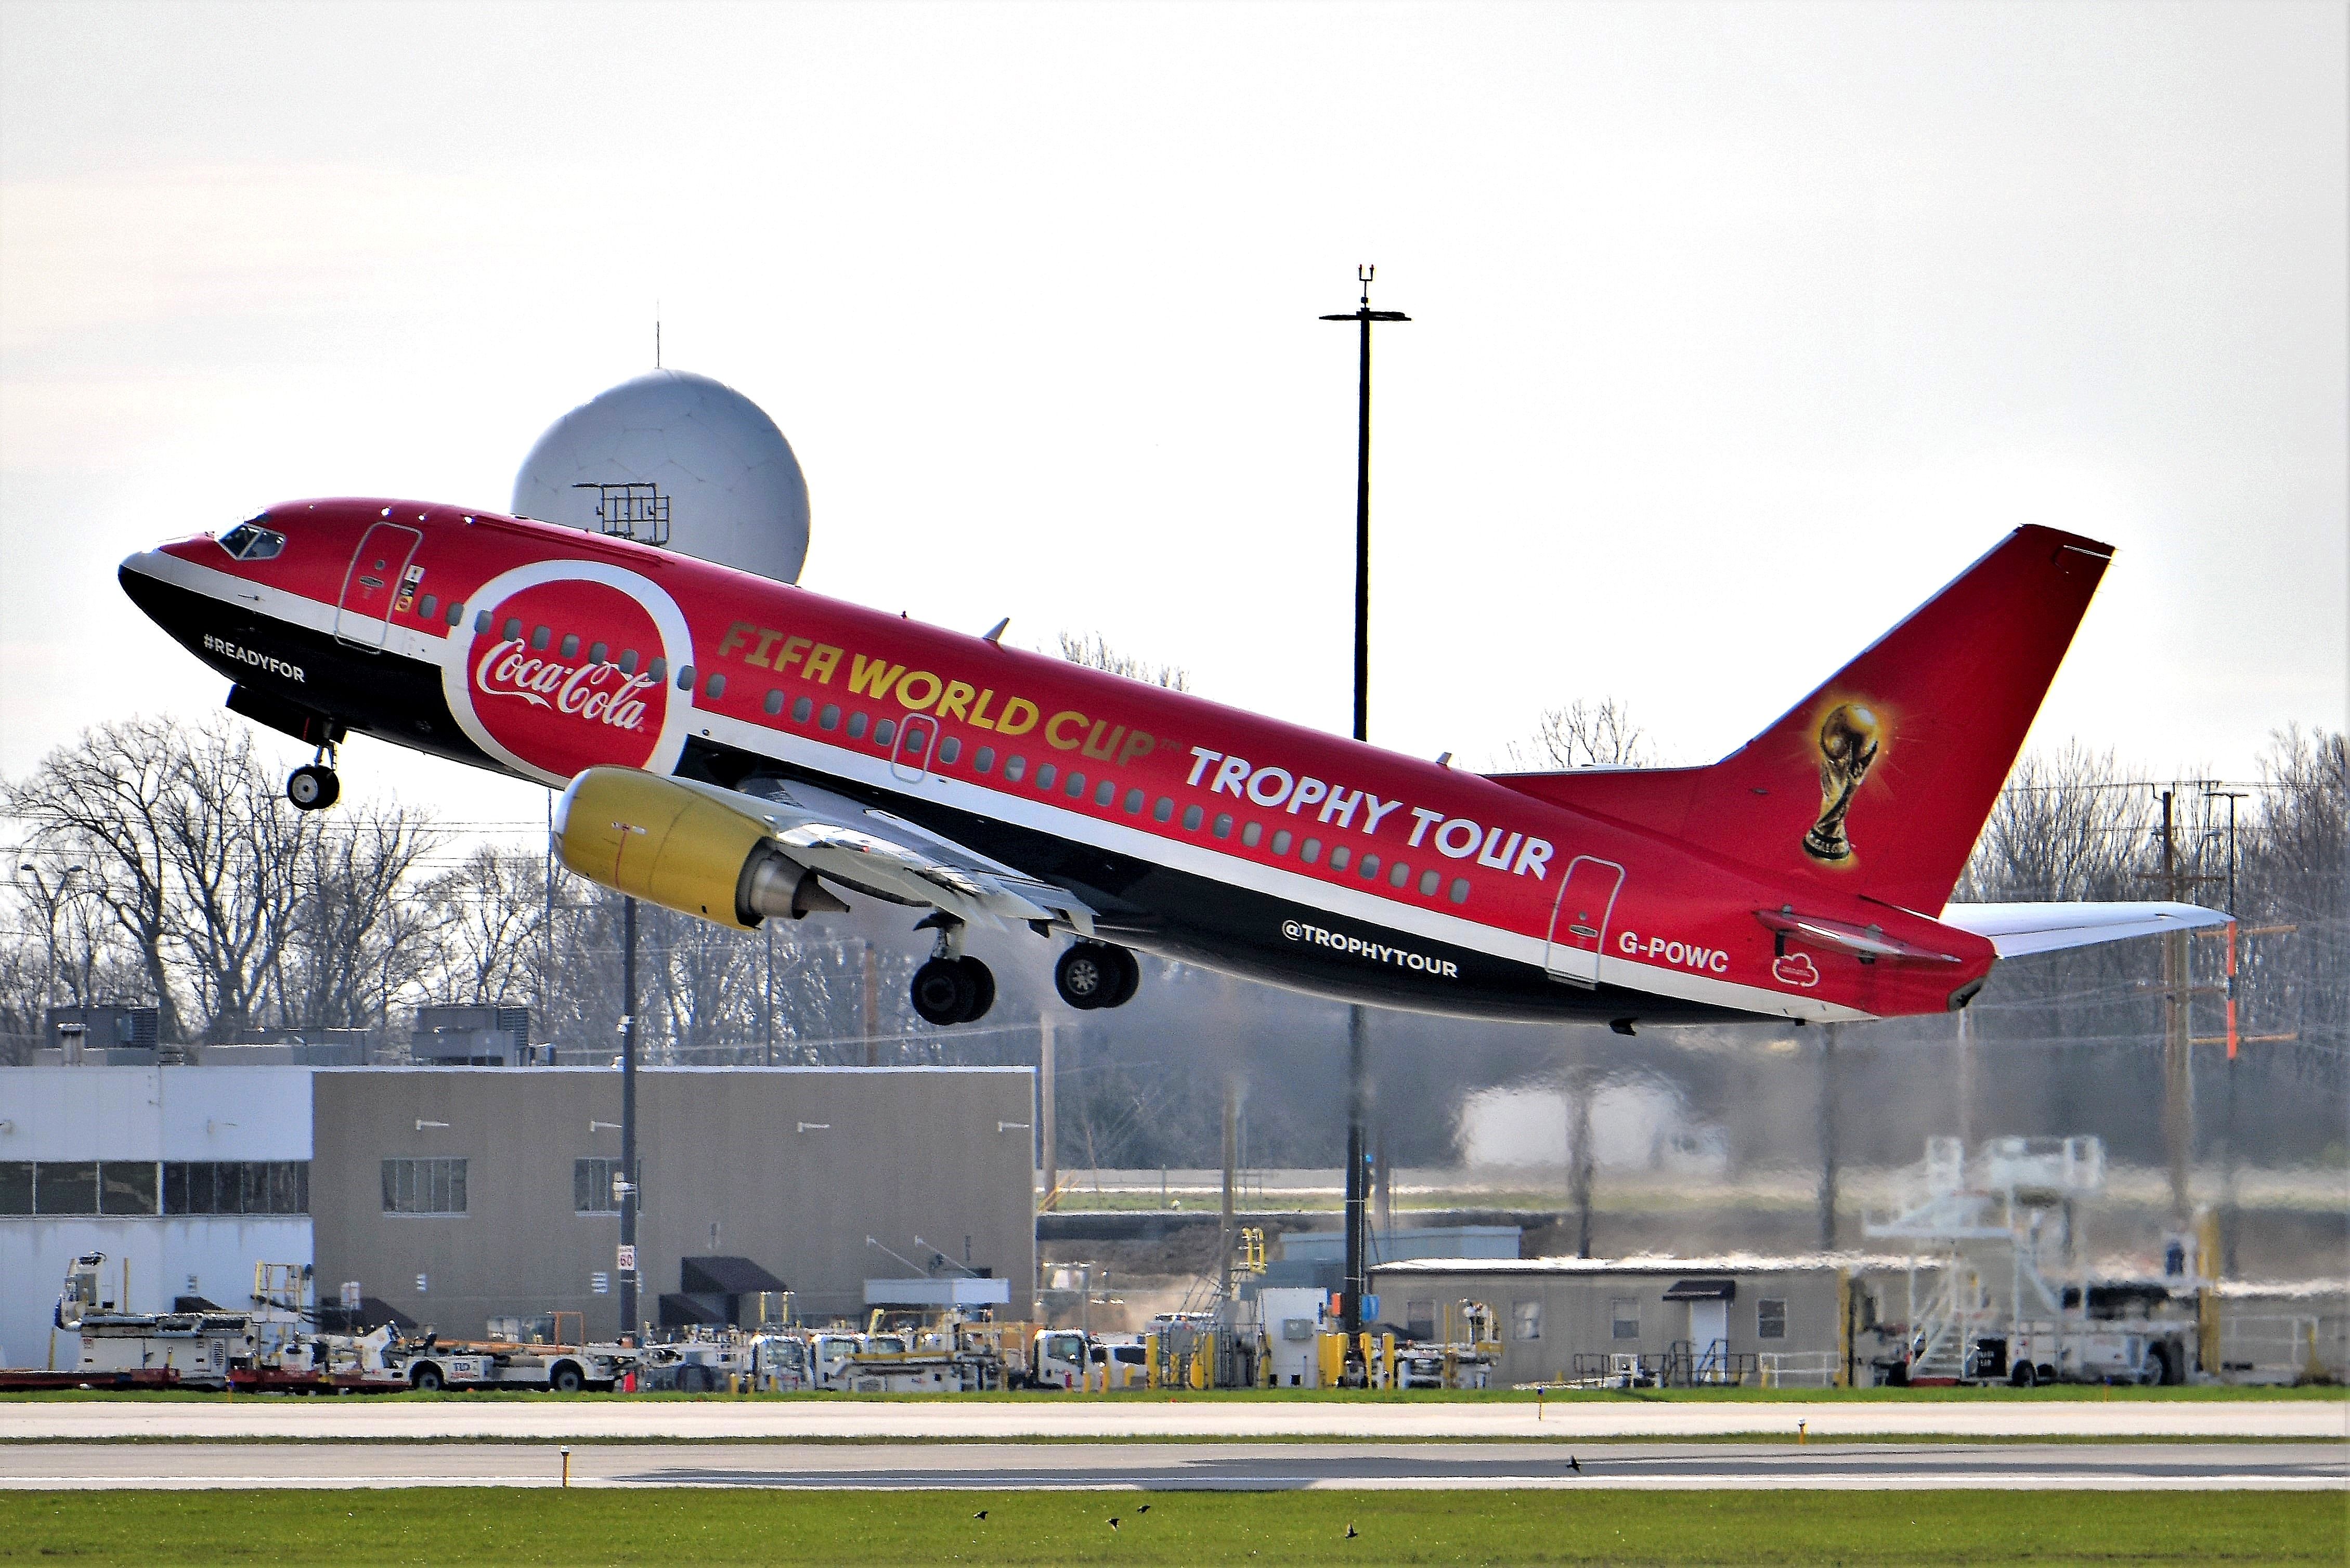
xmin=1 ymin=1385 xmax=2339 ymax=1404
xmin=0 ymin=1487 xmax=2338 ymax=1565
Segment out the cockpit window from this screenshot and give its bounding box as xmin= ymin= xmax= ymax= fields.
xmin=218 ymin=521 xmax=286 ymax=562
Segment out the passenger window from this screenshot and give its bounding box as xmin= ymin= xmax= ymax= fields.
xmin=675 ymin=664 xmax=695 ymax=691
xmin=1449 ymin=878 xmax=1471 ymax=905
xmin=1183 ymin=804 xmax=1204 ymax=831
xmin=590 ymin=642 xmax=608 ymax=665
xmin=1213 ymin=813 xmax=1233 ymax=839
xmin=531 ymin=626 xmax=551 ymax=651
xmin=1152 ymin=796 xmax=1174 ymax=822
xmin=1003 ymin=755 xmax=1025 ymax=782
xmin=1419 ymin=869 xmax=1441 ymax=896
xmin=764 ymin=689 xmax=785 ymax=716
xmin=620 ymin=650 xmax=639 ymax=674
xmin=819 ymin=704 xmax=841 ymax=730
xmin=560 ymin=633 xmax=580 ymax=659
xmin=1329 ymin=846 xmax=1351 ymax=871
xmin=874 ymin=718 xmax=896 ymax=747
xmin=792 ymin=696 xmax=813 ymax=723
xmin=1272 ymin=829 xmax=1292 ymax=856
xmin=502 ymin=618 xmax=522 ymax=641
xmin=448 ymin=602 xmax=466 ymax=628
xmin=1034 ymin=763 xmax=1056 ymax=790
xmin=1389 ymin=860 xmax=1410 ymax=888
xmin=1065 ymin=771 xmax=1086 ymax=798
xmin=1123 ymin=788 xmax=1144 ymax=815
xmin=1358 ymin=853 xmax=1379 ymax=879
xmin=648 ymin=657 xmax=666 ymax=683
xmin=973 ymin=746 xmax=995 ymax=773
xmin=938 ymin=737 xmax=962 ymax=765
xmin=704 ymin=672 xmax=724 ymax=699
xmin=1094 ymin=779 xmax=1115 ymax=807
xmin=1302 ymin=838 xmax=1322 ymax=864
xmin=847 ymin=712 xmax=869 ymax=740
xmin=419 ymin=594 xmax=437 ymax=620
xmin=1241 ymin=821 xmax=1262 ymax=847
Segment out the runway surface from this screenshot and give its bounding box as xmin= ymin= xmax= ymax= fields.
xmin=1 ymin=1439 xmax=2340 ymax=1491
xmin=2 ymin=1398 xmax=2340 ymax=1443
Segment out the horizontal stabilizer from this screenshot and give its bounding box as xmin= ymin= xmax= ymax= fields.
xmin=1938 ymin=901 xmax=2228 ymax=958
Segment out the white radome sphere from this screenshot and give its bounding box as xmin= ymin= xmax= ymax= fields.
xmin=511 ymin=369 xmax=810 ymax=583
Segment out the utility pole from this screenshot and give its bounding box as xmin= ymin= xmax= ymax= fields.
xmin=1568 ymin=1064 xmax=1596 ymax=1258
xmin=1037 ymin=1019 xmax=1058 ymax=1211
xmin=2206 ymin=788 xmax=2247 ymax=1276
xmin=2159 ymin=790 xmax=2193 ymax=1222
xmin=1817 ymin=1024 xmax=1840 ymax=1250
xmin=861 ymin=941 xmax=880 ymax=1067
xmin=1322 ymin=266 xmax=1408 ymax=1350
xmin=1219 ymin=1078 xmax=1238 ymax=1305
xmin=618 ymin=894 xmax=640 ymax=1342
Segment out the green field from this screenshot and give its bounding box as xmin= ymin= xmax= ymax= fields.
xmin=1 ymin=1489 xmax=2340 ymax=1565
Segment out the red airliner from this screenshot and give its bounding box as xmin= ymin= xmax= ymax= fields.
xmin=121 ymin=503 xmax=2221 ymax=1029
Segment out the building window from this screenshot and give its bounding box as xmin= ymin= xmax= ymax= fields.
xmin=163 ymin=1161 xmax=309 ymax=1216
xmin=100 ymin=1161 xmax=159 ymax=1216
xmin=1405 ymin=1299 xmax=1435 ymax=1341
xmin=1757 ymin=1298 xmax=1787 ymax=1340
xmin=574 ymin=1157 xmax=622 ymax=1214
xmin=382 ymin=1158 xmax=468 ymax=1216
xmin=36 ymin=1161 xmax=99 ymax=1215
xmin=1611 ymin=1298 xmax=1640 ymax=1340
xmin=1512 ymin=1300 xmax=1542 ymax=1341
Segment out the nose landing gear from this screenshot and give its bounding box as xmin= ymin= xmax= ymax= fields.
xmin=1055 ymin=941 xmax=1139 ymax=1011
xmin=285 ymin=746 xmax=341 ymax=812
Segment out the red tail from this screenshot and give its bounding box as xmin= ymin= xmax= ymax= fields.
xmin=1492 ymin=526 xmax=2112 ymax=915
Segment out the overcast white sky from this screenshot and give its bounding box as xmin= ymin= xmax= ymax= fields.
xmin=3 ymin=1 xmax=2343 ymax=832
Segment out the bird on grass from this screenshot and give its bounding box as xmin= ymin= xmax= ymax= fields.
xmin=1137 ymin=1505 xmax=1151 ymax=1514
xmin=1568 ymin=1455 xmax=1583 ymax=1474
xmin=971 ymin=1510 xmax=988 ymax=1520
xmin=1345 ymin=1523 xmax=1359 ymax=1539
xmin=1108 ymin=1518 xmax=1121 ymax=1531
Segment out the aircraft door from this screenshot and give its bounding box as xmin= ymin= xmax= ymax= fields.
xmin=334 ymin=522 xmax=423 ymax=649
xmin=1543 ymin=856 xmax=1626 ymax=988
xmin=890 ymin=713 xmax=939 ymax=783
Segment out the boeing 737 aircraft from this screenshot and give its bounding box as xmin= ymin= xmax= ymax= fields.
xmin=120 ymin=503 xmax=2221 ymax=1031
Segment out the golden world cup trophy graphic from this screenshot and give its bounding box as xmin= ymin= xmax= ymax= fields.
xmin=1802 ymin=702 xmax=1882 ymax=863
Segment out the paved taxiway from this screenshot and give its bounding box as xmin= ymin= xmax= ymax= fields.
xmin=2 ymin=1399 xmax=2340 ymax=1443
xmin=1 ymin=1440 xmax=2340 ymax=1491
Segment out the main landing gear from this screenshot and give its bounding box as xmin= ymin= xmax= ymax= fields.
xmin=1054 ymin=941 xmax=1139 ymax=1011
xmin=285 ymin=745 xmax=341 ymax=812
xmin=910 ymin=913 xmax=996 ymax=1026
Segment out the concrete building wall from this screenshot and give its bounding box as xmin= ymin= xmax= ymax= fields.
xmin=1370 ymin=1260 xmax=1861 ymax=1386
xmin=310 ymin=1066 xmax=1036 ymax=1339
xmin=0 ymin=1067 xmax=316 ymax=1363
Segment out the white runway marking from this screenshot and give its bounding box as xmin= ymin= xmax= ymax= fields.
xmin=1 ymin=1440 xmax=2341 ymax=1492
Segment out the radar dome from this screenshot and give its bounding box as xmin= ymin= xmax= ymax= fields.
xmin=512 ymin=369 xmax=810 ymax=583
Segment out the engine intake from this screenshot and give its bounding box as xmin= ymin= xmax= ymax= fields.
xmin=553 ymin=766 xmax=847 ymax=931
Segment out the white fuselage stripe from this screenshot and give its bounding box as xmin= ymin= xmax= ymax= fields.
xmin=125 ymin=550 xmax=1870 ymax=1024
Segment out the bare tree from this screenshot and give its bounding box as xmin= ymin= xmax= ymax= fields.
xmin=1057 ymin=631 xmax=1191 ymax=692
xmin=426 ymin=845 xmax=546 ymax=1005
xmin=1500 ymin=697 xmax=1656 ymax=771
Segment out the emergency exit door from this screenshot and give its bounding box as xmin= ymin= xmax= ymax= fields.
xmin=1543 ymin=856 xmax=1625 ymax=988
xmin=334 ymin=522 xmax=422 ymax=649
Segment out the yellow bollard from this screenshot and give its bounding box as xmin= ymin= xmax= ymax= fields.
xmin=561 ymin=1446 xmax=572 ymax=1486
xmin=1797 ymin=1420 xmax=1806 ymax=1445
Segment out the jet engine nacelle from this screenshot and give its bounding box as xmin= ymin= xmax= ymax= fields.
xmin=553 ymin=766 xmax=846 ymax=931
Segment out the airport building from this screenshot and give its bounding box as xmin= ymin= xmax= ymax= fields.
xmin=0 ymin=1064 xmax=1036 ymax=1362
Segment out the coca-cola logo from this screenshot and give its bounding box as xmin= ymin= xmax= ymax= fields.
xmin=473 ymin=639 xmax=659 ymax=731
xmin=440 ymin=561 xmax=690 ymax=785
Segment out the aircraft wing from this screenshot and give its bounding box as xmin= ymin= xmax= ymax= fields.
xmin=1938 ymin=900 xmax=2228 ymax=958
xmin=722 ymin=776 xmax=1096 ymax=936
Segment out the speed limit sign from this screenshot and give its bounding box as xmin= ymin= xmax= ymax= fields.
xmin=616 ymin=1244 xmax=637 ymax=1273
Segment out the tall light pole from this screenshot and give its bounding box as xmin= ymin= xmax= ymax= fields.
xmin=1322 ymin=267 xmax=1408 ymax=1347
xmin=618 ymin=893 xmax=639 ymax=1342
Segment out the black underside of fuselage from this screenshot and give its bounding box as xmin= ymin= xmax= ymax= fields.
xmin=124 ymin=565 xmax=1745 ymax=1027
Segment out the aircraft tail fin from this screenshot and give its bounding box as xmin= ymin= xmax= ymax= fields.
xmin=1491 ymin=526 xmax=2112 ymax=914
